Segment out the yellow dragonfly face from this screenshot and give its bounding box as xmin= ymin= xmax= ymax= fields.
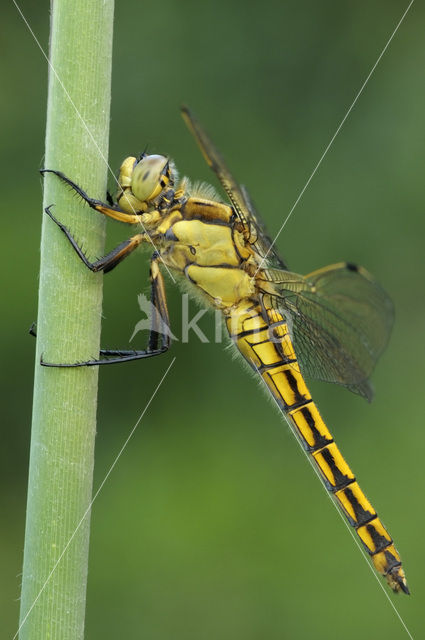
xmin=40 ymin=107 xmax=407 ymax=595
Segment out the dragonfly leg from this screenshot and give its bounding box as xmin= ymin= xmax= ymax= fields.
xmin=147 ymin=253 xmax=171 ymax=352
xmin=45 ymin=205 xmax=147 ymax=273
xmin=41 ymin=252 xmax=171 ymax=367
xmin=41 ymin=169 xmax=145 ymax=224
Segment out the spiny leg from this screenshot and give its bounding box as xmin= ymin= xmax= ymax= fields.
xmin=41 ymin=212 xmax=171 ymax=366
xmin=147 ymin=253 xmax=170 ymax=352
xmin=46 ymin=254 xmax=171 ymax=366
xmin=44 ymin=205 xmax=147 ymax=273
xmin=41 ymin=169 xmax=145 ymax=224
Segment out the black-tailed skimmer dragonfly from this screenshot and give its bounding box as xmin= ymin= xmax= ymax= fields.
xmin=41 ymin=107 xmax=408 ymax=595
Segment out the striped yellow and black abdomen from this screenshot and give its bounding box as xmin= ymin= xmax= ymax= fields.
xmin=225 ymin=299 xmax=409 ymax=594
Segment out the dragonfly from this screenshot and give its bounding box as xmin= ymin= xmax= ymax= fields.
xmin=41 ymin=106 xmax=409 ymax=595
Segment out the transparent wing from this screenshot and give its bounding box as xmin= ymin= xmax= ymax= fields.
xmin=258 ymin=262 xmax=394 ymax=400
xmin=181 ymin=106 xmax=287 ymax=269
xmin=240 ymin=184 xmax=287 ymax=269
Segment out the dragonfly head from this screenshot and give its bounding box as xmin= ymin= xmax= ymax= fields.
xmin=117 ymin=154 xmax=178 ymax=216
xmin=130 ymin=154 xmax=172 ymax=203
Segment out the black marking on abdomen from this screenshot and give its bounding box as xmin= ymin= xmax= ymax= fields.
xmin=367 ymin=522 xmax=393 ymax=555
xmin=284 ymin=369 xmax=307 ymax=406
xmin=231 ymin=328 xmax=265 ymax=339
xmin=272 ymin=394 xmax=313 ymax=414
xmin=382 ymin=548 xmax=402 ymax=571
xmin=257 ymin=359 xmax=298 ymax=375
xmin=341 ymin=486 xmax=376 ymax=527
xmin=320 ymin=448 xmax=355 ymax=491
xmin=299 ymin=406 xmax=333 ymax=452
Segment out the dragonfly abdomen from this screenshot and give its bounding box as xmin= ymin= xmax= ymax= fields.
xmin=225 ymin=299 xmax=409 ymax=594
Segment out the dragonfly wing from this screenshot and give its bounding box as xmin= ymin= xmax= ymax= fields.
xmin=258 ymin=262 xmax=394 ymax=400
xmin=240 ymin=184 xmax=287 ymax=269
xmin=181 ymin=106 xmax=287 ymax=269
xmin=181 ymin=106 xmax=249 ymax=222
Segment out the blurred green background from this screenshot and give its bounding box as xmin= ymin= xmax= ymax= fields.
xmin=2 ymin=0 xmax=423 ymax=637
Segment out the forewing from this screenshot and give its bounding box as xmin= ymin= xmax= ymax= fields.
xmin=181 ymin=106 xmax=249 ymax=220
xmin=258 ymin=262 xmax=394 ymax=400
xmin=181 ymin=106 xmax=287 ymax=269
xmin=240 ymin=184 xmax=287 ymax=269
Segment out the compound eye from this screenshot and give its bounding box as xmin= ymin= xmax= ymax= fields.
xmin=131 ymin=154 xmax=169 ymax=202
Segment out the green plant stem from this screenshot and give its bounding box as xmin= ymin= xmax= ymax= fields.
xmin=19 ymin=1 xmax=114 ymax=638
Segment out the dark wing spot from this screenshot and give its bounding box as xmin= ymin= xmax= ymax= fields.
xmin=346 ymin=262 xmax=358 ymax=272
xmin=142 ymin=170 xmax=150 ymax=181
